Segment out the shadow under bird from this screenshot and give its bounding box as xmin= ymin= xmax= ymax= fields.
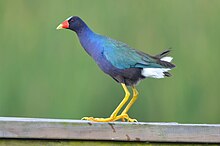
xmin=57 ymin=16 xmax=175 ymax=122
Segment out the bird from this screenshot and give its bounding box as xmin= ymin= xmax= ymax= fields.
xmin=56 ymin=16 xmax=175 ymax=122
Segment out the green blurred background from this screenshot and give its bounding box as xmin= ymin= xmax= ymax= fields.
xmin=0 ymin=0 xmax=219 ymax=123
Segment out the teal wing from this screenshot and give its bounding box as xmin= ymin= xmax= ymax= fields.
xmin=103 ymin=38 xmax=163 ymax=69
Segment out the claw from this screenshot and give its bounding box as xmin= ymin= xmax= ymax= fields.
xmin=127 ymin=117 xmax=138 ymax=122
xmin=82 ymin=116 xmax=115 ymax=122
xmin=81 ymin=114 xmax=137 ymax=122
xmin=81 ymin=117 xmax=94 ymax=121
xmin=115 ymin=114 xmax=138 ymax=122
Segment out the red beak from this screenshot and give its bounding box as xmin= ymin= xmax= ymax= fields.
xmin=56 ymin=20 xmax=69 ymax=29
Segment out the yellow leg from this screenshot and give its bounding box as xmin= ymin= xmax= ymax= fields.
xmin=110 ymin=83 xmax=130 ymax=117
xmin=121 ymin=86 xmax=139 ymax=122
xmin=82 ymin=83 xmax=130 ymax=122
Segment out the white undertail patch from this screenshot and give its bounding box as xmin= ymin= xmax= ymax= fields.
xmin=141 ymin=68 xmax=170 ymax=78
xmin=141 ymin=56 xmax=173 ymax=78
xmin=161 ymin=56 xmax=173 ymax=62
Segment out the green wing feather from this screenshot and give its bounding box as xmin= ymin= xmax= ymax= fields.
xmin=103 ymin=38 xmax=164 ymax=69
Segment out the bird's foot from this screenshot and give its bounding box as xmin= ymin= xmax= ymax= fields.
xmin=82 ymin=114 xmax=137 ymax=122
xmin=118 ymin=114 xmax=138 ymax=122
xmin=81 ymin=116 xmax=116 ymax=122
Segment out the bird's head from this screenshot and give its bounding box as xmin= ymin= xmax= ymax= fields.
xmin=56 ymin=16 xmax=85 ymax=33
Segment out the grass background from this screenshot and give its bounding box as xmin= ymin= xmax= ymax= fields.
xmin=0 ymin=0 xmax=219 ymax=123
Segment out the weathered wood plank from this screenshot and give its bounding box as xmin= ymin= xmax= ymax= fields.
xmin=0 ymin=117 xmax=219 ymax=143
xmin=0 ymin=139 xmax=217 ymax=146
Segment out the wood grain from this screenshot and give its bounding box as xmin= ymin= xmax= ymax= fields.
xmin=0 ymin=117 xmax=219 ymax=143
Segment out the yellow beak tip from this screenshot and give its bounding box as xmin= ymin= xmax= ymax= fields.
xmin=56 ymin=24 xmax=63 ymax=30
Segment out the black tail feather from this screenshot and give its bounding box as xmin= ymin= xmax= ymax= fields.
xmin=155 ymin=49 xmax=176 ymax=69
xmin=155 ymin=49 xmax=171 ymax=59
xmin=164 ymin=71 xmax=172 ymax=77
xmin=159 ymin=61 xmax=175 ymax=68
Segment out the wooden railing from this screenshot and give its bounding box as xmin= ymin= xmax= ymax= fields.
xmin=0 ymin=117 xmax=219 ymax=145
